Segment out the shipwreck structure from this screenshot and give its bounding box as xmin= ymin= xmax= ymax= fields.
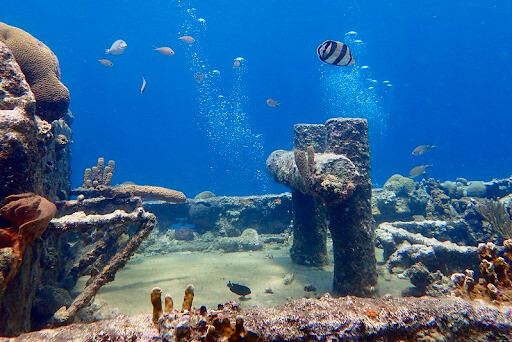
xmin=267 ymin=118 xmax=377 ymax=297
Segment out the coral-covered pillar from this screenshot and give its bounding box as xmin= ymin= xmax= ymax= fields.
xmin=324 ymin=118 xmax=376 ymax=297
xmin=267 ymin=118 xmax=377 ymax=297
xmin=290 ymin=124 xmax=329 ymax=266
xmin=290 ymin=191 xmax=329 ymax=266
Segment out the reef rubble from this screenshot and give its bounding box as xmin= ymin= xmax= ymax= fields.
xmin=2 ymin=294 xmax=511 ymax=341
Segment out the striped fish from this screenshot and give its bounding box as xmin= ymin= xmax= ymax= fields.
xmin=317 ymin=40 xmax=355 ymax=66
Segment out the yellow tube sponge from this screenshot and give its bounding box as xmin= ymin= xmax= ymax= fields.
xmin=151 ymin=287 xmax=163 ymax=325
xmin=182 ymin=284 xmax=194 ymax=312
xmin=164 ymin=294 xmax=173 ymax=314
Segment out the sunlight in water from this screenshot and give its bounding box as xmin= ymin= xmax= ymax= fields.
xmin=176 ymin=3 xmax=267 ymax=192
xmin=320 ymin=32 xmax=391 ymax=141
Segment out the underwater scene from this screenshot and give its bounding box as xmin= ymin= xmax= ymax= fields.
xmin=1 ymin=1 xmax=512 ymax=341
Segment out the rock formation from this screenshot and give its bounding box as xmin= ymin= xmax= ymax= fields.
xmin=0 ymin=22 xmax=70 ymax=122
xmin=0 ymin=194 xmax=57 ymax=334
xmin=0 ymin=26 xmax=71 ymax=203
xmin=451 ymin=240 xmax=512 ymax=304
xmin=267 ymin=118 xmax=377 ymax=297
xmin=5 ymin=294 xmax=512 ymax=341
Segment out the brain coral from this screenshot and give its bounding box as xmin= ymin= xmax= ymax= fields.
xmin=0 ymin=22 xmax=69 ymax=122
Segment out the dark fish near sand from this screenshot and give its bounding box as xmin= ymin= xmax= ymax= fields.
xmin=412 ymin=144 xmax=437 ymax=156
xmin=317 ymin=40 xmax=355 ymax=66
xmin=409 ymin=164 xmax=433 ymax=178
xmin=227 ymin=281 xmax=251 ymax=296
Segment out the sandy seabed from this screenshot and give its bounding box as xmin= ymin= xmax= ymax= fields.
xmin=75 ymin=246 xmax=410 ymax=316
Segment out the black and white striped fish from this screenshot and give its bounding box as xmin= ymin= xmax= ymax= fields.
xmin=317 ymin=40 xmax=355 ymax=66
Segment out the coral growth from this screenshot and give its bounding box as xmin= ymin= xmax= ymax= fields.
xmin=7 ymin=294 xmax=512 ymax=341
xmin=49 ymin=206 xmax=156 ymax=327
xmin=0 ymin=193 xmax=56 ymax=261
xmin=267 ymin=118 xmax=376 ymax=297
xmin=75 ymin=158 xmax=186 ymax=204
xmin=97 ymin=184 xmax=186 ymax=203
xmin=0 ymin=22 xmax=70 ymax=122
xmin=451 ymin=240 xmax=512 ymax=304
xmin=151 ymin=284 xmax=258 ymax=341
xmin=0 ymin=193 xmax=56 ymax=298
xmin=476 ymin=199 xmax=512 ymax=239
xmin=82 ymin=157 xmax=115 ymax=188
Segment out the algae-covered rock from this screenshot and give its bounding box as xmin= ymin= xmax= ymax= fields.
xmin=465 ymin=181 xmax=486 ymax=197
xmin=214 ymin=228 xmax=262 ymax=252
xmin=31 ymin=285 xmax=72 ymax=330
xmin=440 ymin=181 xmax=464 ymax=198
xmin=383 ymin=174 xmax=416 ymax=196
xmin=194 ymin=191 xmax=216 ymax=200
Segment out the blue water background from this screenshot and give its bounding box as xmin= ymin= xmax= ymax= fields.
xmin=2 ymin=1 xmax=511 ymax=196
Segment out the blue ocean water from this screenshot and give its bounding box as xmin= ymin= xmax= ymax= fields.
xmin=2 ymin=1 xmax=511 ymax=196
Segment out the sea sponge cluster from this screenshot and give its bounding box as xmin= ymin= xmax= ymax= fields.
xmin=82 ymin=157 xmax=115 ymax=188
xmin=151 ymin=285 xmax=258 ymax=341
xmin=0 ymin=22 xmax=70 ymax=122
xmin=0 ymin=193 xmax=56 ymax=288
xmin=451 ymin=240 xmax=512 ymax=303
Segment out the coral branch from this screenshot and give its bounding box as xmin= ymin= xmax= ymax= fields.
xmin=50 ymin=209 xmax=146 ymax=233
xmin=475 ymin=199 xmax=512 ymax=239
xmin=96 ymin=185 xmax=186 ymax=203
xmin=49 ymin=209 xmax=156 ymax=327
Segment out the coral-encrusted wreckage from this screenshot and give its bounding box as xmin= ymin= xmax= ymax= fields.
xmin=1 ymin=21 xmax=512 ymax=341
xmin=266 ymin=118 xmax=377 ymax=297
xmin=0 ymin=22 xmax=186 ymax=337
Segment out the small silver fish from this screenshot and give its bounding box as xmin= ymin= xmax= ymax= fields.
xmin=105 ymin=39 xmax=127 ymax=55
xmin=98 ymin=59 xmax=113 ymax=67
xmin=412 ymin=144 xmax=437 ymax=156
xmin=266 ymin=98 xmax=280 ymax=107
xmin=141 ymin=76 xmax=146 ymax=94
xmin=409 ymin=164 xmax=433 ymax=178
xmin=233 ymin=60 xmax=241 ymax=68
xmin=154 ymin=46 xmax=175 ymax=56
xmin=196 ymin=73 xmax=205 ymax=83
xmin=179 ymin=35 xmax=195 ymax=43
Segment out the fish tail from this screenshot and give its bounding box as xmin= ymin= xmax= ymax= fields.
xmin=105 ymin=49 xmax=109 ymax=54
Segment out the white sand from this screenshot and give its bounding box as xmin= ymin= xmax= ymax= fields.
xmin=75 ymin=246 xmax=410 ymax=316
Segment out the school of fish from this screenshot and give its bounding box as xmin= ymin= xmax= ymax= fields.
xmin=97 ymin=31 xmax=430 ymax=185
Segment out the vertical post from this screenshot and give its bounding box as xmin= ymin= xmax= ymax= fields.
xmin=290 ymin=124 xmax=329 ymax=266
xmin=290 ymin=190 xmax=329 ymax=266
xmin=325 ymin=118 xmax=377 ymax=297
